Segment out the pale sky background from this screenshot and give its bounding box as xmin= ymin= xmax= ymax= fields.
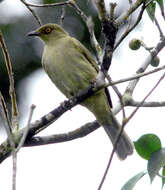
xmin=0 ymin=0 xmax=165 ymax=190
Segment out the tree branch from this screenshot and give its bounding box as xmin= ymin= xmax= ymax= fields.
xmin=0 ymin=31 xmax=19 ymax=130
xmin=24 ymin=121 xmax=100 ymax=147
xmin=114 ymin=2 xmax=146 ymax=50
xmin=125 ymin=37 xmax=165 ymax=96
xmin=127 ymin=100 xmax=165 ymax=107
xmin=20 ymin=0 xmax=42 ymax=26
xmin=0 ymin=63 xmax=164 ymax=163
xmin=116 ymin=0 xmax=147 ymax=26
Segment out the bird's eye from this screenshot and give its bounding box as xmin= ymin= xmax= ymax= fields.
xmin=43 ymin=27 xmax=52 ymax=34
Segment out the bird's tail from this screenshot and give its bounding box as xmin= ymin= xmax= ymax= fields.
xmin=103 ymin=114 xmax=133 ymax=160
xmin=82 ymin=91 xmax=133 ymax=160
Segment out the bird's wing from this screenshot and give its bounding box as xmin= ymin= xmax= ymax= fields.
xmin=71 ymin=37 xmax=99 ymax=72
xmin=71 ymin=37 xmax=113 ymax=108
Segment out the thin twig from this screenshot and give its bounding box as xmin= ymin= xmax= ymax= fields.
xmin=98 ymin=72 xmax=165 ymax=190
xmin=24 ymin=121 xmax=100 ymax=147
xmin=0 ymin=60 xmax=164 ymax=163
xmin=0 ymin=92 xmax=14 ymax=148
xmin=20 ymin=0 xmax=42 ymax=26
xmin=124 ymin=36 xmax=165 ymax=96
xmin=129 ymin=100 xmax=165 ymax=107
xmin=0 ymin=66 xmax=165 ymax=163
xmin=93 ymin=0 xmax=107 ymax=21
xmin=22 ymin=0 xmax=71 ymax=8
xmin=157 ymin=172 xmax=165 ymax=179
xmin=109 ymin=3 xmax=117 ymax=20
xmin=16 ymin=104 xmax=36 ymax=153
xmin=60 ymin=6 xmax=66 ymax=27
xmin=69 ymin=1 xmax=102 ymax=63
xmin=153 ymin=16 xmax=164 ymax=39
xmin=107 ymin=65 xmax=165 ymax=87
xmin=116 ymin=0 xmax=145 ymax=26
xmin=86 ymin=17 xmax=102 ymax=65
xmin=105 ymin=74 xmax=126 ymax=119
xmin=24 ymin=0 xmax=102 ymax=65
xmin=12 ymin=104 xmax=35 ymax=190
xmin=114 ymin=2 xmax=145 ymax=50
xmin=98 ymin=122 xmax=125 ymax=190
xmin=12 ymin=151 xmax=17 ymax=190
xmin=0 ymin=91 xmax=11 ymax=130
xmin=127 ymin=72 xmax=165 ymax=123
xmin=69 ymin=0 xmax=88 ymax=22
xmin=0 ymin=31 xmax=18 ymax=130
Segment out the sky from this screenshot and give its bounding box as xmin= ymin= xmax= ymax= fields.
xmin=0 ymin=0 xmax=165 ymax=190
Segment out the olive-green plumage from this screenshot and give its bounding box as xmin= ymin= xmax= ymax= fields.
xmin=28 ymin=23 xmax=133 ymax=160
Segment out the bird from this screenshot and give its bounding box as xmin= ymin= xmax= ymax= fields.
xmin=27 ymin=23 xmax=133 ymax=160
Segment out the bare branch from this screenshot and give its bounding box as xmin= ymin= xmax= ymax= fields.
xmin=105 ymin=74 xmax=126 ymax=119
xmin=98 ymin=121 xmax=125 ymax=190
xmin=146 ymin=1 xmax=164 ymax=38
xmin=12 ymin=151 xmax=17 ymax=190
xmin=16 ymin=105 xmax=36 ymax=153
xmin=116 ymin=0 xmax=146 ymax=26
xmin=68 ymin=0 xmax=88 ymax=21
xmin=108 ymin=65 xmax=165 ymax=87
xmin=86 ymin=17 xmax=102 ymax=64
xmin=24 ymin=121 xmax=100 ymax=147
xmin=0 ymin=92 xmax=11 ymax=130
xmin=109 ymin=3 xmax=117 ymax=20
xmin=20 ymin=0 xmax=71 ymax=8
xmin=69 ymin=1 xmax=102 ymax=65
xmin=60 ymin=6 xmax=66 ymax=27
xmin=0 ymin=31 xmax=18 ymax=130
xmin=154 ymin=17 xmax=164 ymax=39
xmin=98 ymin=72 xmax=165 ymax=190
xmin=127 ymin=72 xmax=165 ymax=123
xmin=23 ymin=0 xmax=102 ymax=67
xmin=0 ymin=60 xmax=164 ymax=163
xmin=0 ymin=92 xmax=14 ymax=148
xmin=114 ymin=2 xmax=145 ymax=50
xmin=20 ymin=0 xmax=42 ymax=26
xmin=125 ymin=37 xmax=165 ymax=96
xmin=93 ymin=0 xmax=107 ymax=21
xmin=128 ymin=100 xmax=165 ymax=107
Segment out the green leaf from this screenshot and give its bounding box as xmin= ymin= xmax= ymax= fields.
xmin=155 ymin=0 xmax=165 ymax=18
xmin=146 ymin=2 xmax=156 ymax=22
xmin=162 ymin=166 xmax=165 ymax=189
xmin=134 ymin=134 xmax=162 ymax=160
xmin=156 ymin=0 xmax=163 ymax=6
xmin=121 ymin=171 xmax=147 ymax=190
xmin=155 ymin=0 xmax=164 ymax=9
xmin=147 ymin=148 xmax=165 ymax=183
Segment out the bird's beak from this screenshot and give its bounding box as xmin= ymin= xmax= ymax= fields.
xmin=27 ymin=30 xmax=40 ymax=37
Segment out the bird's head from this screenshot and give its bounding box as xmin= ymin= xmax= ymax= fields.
xmin=27 ymin=23 xmax=67 ymax=43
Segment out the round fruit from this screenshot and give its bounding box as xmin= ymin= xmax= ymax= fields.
xmin=150 ymin=56 xmax=160 ymax=67
xmin=129 ymin=39 xmax=141 ymax=50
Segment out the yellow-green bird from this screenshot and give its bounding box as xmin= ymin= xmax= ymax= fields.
xmin=28 ymin=23 xmax=133 ymax=160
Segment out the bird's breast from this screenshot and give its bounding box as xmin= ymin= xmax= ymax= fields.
xmin=42 ymin=44 xmax=97 ymax=98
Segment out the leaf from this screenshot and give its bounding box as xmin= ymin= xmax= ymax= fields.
xmin=147 ymin=148 xmax=165 ymax=183
xmin=156 ymin=0 xmax=163 ymax=7
xmin=134 ymin=134 xmax=162 ymax=160
xmin=146 ymin=2 xmax=156 ymax=22
xmin=155 ymin=0 xmax=165 ymax=18
xmin=162 ymin=166 xmax=165 ymax=189
xmin=121 ymin=171 xmax=147 ymax=190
